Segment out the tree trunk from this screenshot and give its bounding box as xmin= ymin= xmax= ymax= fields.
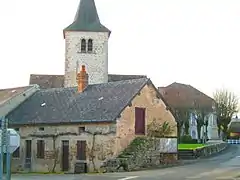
xmin=184 ymin=122 xmax=189 ymax=135
xmin=197 ymin=125 xmax=202 ymax=143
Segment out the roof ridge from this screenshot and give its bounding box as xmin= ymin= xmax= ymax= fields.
xmin=0 ymin=85 xmax=35 ymax=91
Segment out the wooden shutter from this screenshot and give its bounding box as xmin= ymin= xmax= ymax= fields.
xmin=135 ymin=107 xmax=146 ymax=135
xmin=76 ymin=141 xmax=86 ymax=160
xmin=37 ymin=140 xmax=45 ymax=159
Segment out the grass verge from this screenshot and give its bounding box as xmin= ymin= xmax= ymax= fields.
xmin=178 ymin=143 xmax=206 ymax=150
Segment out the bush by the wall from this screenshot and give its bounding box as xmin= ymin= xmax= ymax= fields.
xmin=180 ymin=135 xmax=198 ymax=144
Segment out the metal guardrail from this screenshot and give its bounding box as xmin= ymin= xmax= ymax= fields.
xmin=227 ymin=139 xmax=240 ymax=144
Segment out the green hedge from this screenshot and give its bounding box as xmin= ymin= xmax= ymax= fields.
xmin=180 ymin=135 xmax=198 ymax=144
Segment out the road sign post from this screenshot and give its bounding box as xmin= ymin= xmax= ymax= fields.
xmin=0 ymin=117 xmax=4 ymax=180
xmin=6 ymin=130 xmax=11 ymax=180
xmin=0 ymin=117 xmax=20 ymax=180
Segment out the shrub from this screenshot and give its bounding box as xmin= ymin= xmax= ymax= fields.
xmin=180 ymin=135 xmax=198 ymax=144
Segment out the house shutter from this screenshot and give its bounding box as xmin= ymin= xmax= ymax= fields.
xmin=76 ymin=140 xmax=86 ymax=160
xmin=37 ymin=140 xmax=45 ymax=159
xmin=135 ymin=107 xmax=146 ymax=135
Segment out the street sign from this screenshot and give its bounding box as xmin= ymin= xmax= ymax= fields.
xmin=0 ymin=128 xmax=20 ymax=153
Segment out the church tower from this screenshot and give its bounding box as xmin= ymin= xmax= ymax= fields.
xmin=63 ymin=0 xmax=111 ymax=87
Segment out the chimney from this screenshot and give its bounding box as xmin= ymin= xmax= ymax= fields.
xmin=76 ymin=65 xmax=88 ymax=93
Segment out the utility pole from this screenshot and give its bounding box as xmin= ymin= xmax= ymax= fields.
xmin=0 ymin=117 xmax=7 ymax=180
xmin=0 ymin=117 xmax=11 ymax=180
xmin=0 ymin=117 xmax=4 ymax=180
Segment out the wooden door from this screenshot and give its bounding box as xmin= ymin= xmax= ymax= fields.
xmin=76 ymin=140 xmax=86 ymax=160
xmin=135 ymin=107 xmax=146 ymax=135
xmin=62 ymin=140 xmax=69 ymax=171
xmin=25 ymin=140 xmax=32 ymax=169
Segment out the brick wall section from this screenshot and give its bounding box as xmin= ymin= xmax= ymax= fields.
xmin=64 ymin=31 xmax=109 ymax=87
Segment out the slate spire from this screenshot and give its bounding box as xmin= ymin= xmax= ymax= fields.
xmin=64 ymin=0 xmax=111 ymax=35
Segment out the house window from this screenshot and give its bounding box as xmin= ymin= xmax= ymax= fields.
xmin=37 ymin=140 xmax=45 ymax=159
xmin=87 ymin=39 xmax=93 ymax=52
xmin=81 ymin=39 xmax=86 ymax=52
xmin=78 ymin=126 xmax=85 ymax=134
xmin=39 ymin=127 xmax=44 ymax=131
xmin=12 ymin=147 xmax=20 ymax=158
xmin=14 ymin=128 xmax=20 ymax=131
xmin=135 ymin=107 xmax=146 ymax=135
xmin=76 ymin=140 xmax=86 ymax=160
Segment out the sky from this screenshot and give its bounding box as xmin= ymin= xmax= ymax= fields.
xmin=0 ymin=0 xmax=240 ymax=98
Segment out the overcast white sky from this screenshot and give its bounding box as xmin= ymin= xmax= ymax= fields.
xmin=0 ymin=0 xmax=240 ymax=98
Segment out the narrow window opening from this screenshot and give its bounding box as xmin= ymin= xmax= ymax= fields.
xmin=81 ymin=39 xmax=86 ymax=52
xmin=87 ymin=39 xmax=93 ymax=52
xmin=78 ymin=127 xmax=85 ymax=134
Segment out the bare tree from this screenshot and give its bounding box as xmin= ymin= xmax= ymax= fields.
xmin=213 ymin=89 xmax=239 ymax=139
xmin=193 ymin=107 xmax=211 ymax=143
xmin=172 ymin=107 xmax=190 ymax=137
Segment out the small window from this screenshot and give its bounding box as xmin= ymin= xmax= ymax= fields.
xmin=81 ymin=39 xmax=86 ymax=52
xmin=78 ymin=127 xmax=85 ymax=134
xmin=37 ymin=140 xmax=45 ymax=159
xmin=39 ymin=127 xmax=44 ymax=131
xmin=12 ymin=147 xmax=20 ymax=158
xmin=14 ymin=128 xmax=20 ymax=131
xmin=87 ymin=39 xmax=93 ymax=52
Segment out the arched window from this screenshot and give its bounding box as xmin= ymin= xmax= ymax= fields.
xmin=81 ymin=39 xmax=86 ymax=52
xmin=87 ymin=39 xmax=93 ymax=52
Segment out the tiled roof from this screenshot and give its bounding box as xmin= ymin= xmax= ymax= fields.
xmin=29 ymin=74 xmax=147 ymax=89
xmin=158 ymin=82 xmax=215 ymax=110
xmin=0 ymin=86 xmax=33 ymax=106
xmin=29 ymin=74 xmax=64 ymax=89
xmin=108 ymin=74 xmax=147 ymax=82
xmin=7 ymin=78 xmax=149 ymax=125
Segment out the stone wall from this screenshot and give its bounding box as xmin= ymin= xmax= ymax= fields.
xmin=101 ymin=137 xmax=178 ymax=172
xmin=64 ymin=31 xmax=109 ymax=87
xmin=115 ymin=83 xmax=177 ymax=156
xmin=193 ymin=142 xmax=227 ymax=158
xmin=178 ymin=142 xmax=228 ymax=160
xmin=11 ymin=123 xmax=116 ymax=173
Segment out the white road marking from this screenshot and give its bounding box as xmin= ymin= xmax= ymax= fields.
xmin=186 ymin=168 xmax=234 ymax=179
xmin=216 ymin=177 xmax=235 ymax=180
xmin=156 ymin=171 xmax=175 ymax=176
xmin=118 ymin=176 xmax=139 ymax=180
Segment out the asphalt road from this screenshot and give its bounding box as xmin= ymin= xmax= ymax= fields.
xmin=10 ymin=145 xmax=240 ymax=180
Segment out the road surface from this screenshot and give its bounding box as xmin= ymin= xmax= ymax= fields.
xmin=10 ymin=145 xmax=240 ymax=180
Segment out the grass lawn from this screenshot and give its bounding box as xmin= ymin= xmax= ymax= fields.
xmin=178 ymin=144 xmax=206 ymax=150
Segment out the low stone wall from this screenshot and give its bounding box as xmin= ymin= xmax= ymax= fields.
xmin=179 ymin=142 xmax=228 ymax=160
xmin=100 ymin=137 xmax=178 ymax=172
xmin=193 ymin=142 xmax=228 ymax=158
